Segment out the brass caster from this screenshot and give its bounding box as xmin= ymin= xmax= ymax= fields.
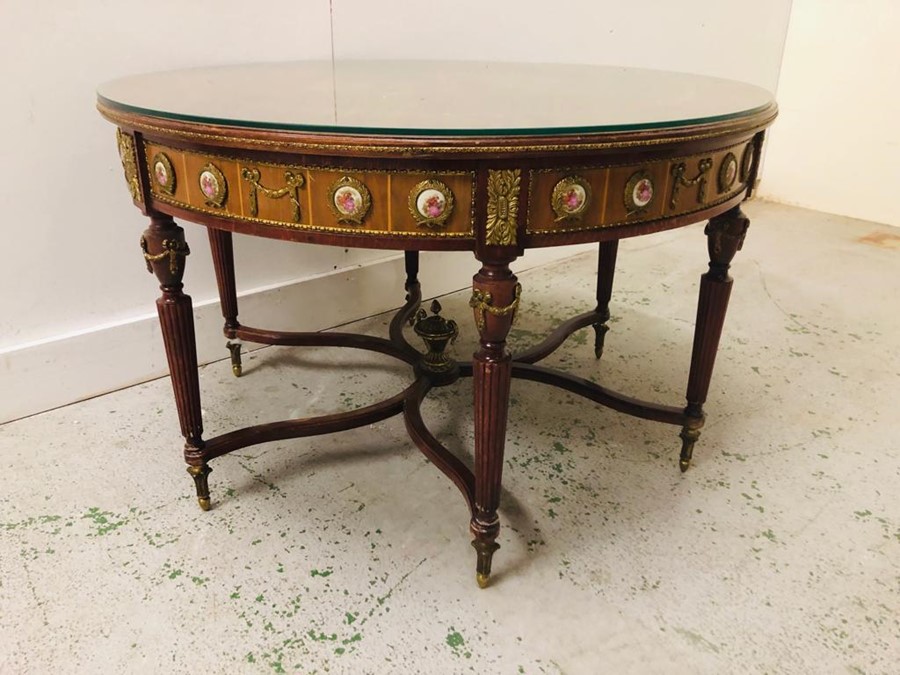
xmin=226 ymin=341 xmax=242 ymax=378
xmin=679 ymin=423 xmax=701 ymax=473
xmin=471 ymin=537 xmax=500 ymax=588
xmin=187 ymin=464 xmax=212 ymax=511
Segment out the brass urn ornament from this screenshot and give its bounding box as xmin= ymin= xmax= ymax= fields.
xmin=413 ymin=299 xmax=459 ymax=384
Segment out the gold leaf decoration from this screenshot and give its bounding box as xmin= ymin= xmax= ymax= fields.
xmin=116 ymin=129 xmax=142 ymax=204
xmin=485 ymin=169 xmax=521 ymax=246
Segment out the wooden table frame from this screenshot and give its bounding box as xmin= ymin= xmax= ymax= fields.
xmin=101 ymin=98 xmax=775 ymax=586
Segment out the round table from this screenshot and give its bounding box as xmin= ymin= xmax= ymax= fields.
xmin=98 ymin=61 xmax=776 ymax=587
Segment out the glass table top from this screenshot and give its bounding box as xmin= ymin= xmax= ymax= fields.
xmin=98 ymin=61 xmax=775 ymax=137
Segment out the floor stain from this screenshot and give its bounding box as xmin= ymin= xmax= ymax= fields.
xmin=857 ymin=230 xmax=900 ymax=249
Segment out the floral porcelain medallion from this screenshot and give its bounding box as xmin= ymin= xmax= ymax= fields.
xmin=409 ymin=179 xmax=454 ymax=229
xmin=718 ymin=152 xmax=738 ymax=193
xmin=328 ymin=176 xmax=372 ymax=225
xmin=551 ymin=176 xmax=592 ymax=221
xmin=152 ymin=152 xmax=176 ymax=195
xmin=624 ymin=170 xmax=654 ymax=214
xmin=199 ymin=163 xmax=227 ymax=208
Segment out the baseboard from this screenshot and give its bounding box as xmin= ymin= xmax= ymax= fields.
xmin=0 ymin=244 xmax=592 ymax=424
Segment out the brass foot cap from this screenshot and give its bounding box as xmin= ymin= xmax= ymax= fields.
xmin=232 ymin=364 xmax=242 ymax=377
xmin=679 ymin=459 xmax=691 ymax=473
xmin=198 ymin=497 xmax=211 ymax=511
xmin=476 ymin=573 xmax=490 ymax=589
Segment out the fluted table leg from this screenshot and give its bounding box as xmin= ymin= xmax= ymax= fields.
xmin=468 ymin=257 xmax=521 ymax=587
xmin=141 ymin=214 xmax=209 ymax=509
xmin=681 ymin=206 xmax=751 ymax=471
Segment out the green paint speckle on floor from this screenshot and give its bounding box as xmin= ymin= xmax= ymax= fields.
xmin=82 ymin=507 xmax=126 ymax=536
xmin=446 ymin=629 xmax=465 ymax=650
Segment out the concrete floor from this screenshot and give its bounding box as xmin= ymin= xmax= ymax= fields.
xmin=1 ymin=201 xmax=898 ymax=674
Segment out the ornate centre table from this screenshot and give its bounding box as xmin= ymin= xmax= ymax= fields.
xmin=98 ymin=61 xmax=776 ymax=587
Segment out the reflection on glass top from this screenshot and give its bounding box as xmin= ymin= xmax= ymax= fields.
xmin=98 ymin=61 xmax=774 ymax=137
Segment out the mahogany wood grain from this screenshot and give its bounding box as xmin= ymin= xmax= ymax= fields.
xmin=389 ymin=278 xmax=422 ymax=361
xmin=513 ymin=310 xmax=600 ymax=365
xmin=203 ymin=385 xmax=411 ymax=462
xmin=510 ymin=363 xmax=685 ymax=426
xmin=469 ymin=256 xmax=519 ymax=586
xmin=234 ymin=325 xmax=417 ymax=364
xmin=402 ymin=378 xmax=476 ymax=515
xmin=679 ymin=205 xmax=751 ymax=470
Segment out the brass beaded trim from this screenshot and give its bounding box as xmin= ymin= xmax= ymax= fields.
xmin=99 ymin=102 xmax=776 ymax=155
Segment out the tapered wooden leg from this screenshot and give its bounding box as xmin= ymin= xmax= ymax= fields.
xmin=141 ymin=214 xmax=209 ymax=508
xmin=469 ymin=258 xmax=520 ymax=587
xmin=404 ymin=250 xmax=420 ymax=298
xmin=593 ymin=240 xmax=619 ymax=358
xmin=681 ymin=206 xmax=750 ymax=471
xmin=208 ymin=228 xmax=242 ymax=376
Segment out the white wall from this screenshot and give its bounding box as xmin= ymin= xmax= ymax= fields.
xmin=333 ymin=0 xmax=791 ymax=92
xmin=0 ymin=1 xmax=791 ymax=423
xmin=758 ymin=1 xmax=900 ymax=227
xmin=0 ymin=1 xmax=396 ymax=423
